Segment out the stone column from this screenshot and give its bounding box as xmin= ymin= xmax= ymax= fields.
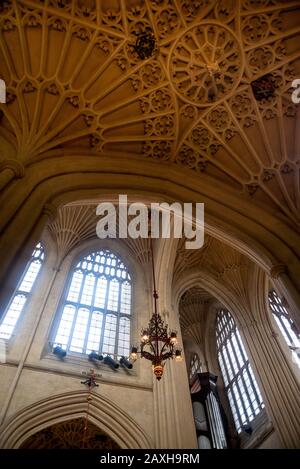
xmin=152 ymin=308 xmax=198 ymax=448
xmin=153 ymin=237 xmax=198 ymax=449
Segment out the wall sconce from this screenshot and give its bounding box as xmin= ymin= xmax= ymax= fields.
xmin=175 ymin=349 xmax=183 ymax=362
xmin=130 ymin=347 xmax=138 ymax=362
xmin=119 ymin=356 xmax=133 ymax=369
xmin=104 ymin=355 xmax=119 ymax=369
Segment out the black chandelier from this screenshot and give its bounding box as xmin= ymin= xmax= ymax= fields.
xmin=130 ymin=236 xmax=183 ymax=380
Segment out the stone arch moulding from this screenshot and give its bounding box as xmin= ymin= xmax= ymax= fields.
xmin=1 ymin=172 xmax=291 ymax=277
xmin=1 ymin=173 xmax=300 ymax=324
xmin=2 ymin=160 xmax=299 ymax=267
xmin=173 ymin=269 xmax=246 ymax=324
xmin=0 ymin=390 xmax=153 ymax=449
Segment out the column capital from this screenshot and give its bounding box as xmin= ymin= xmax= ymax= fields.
xmin=270 ymin=264 xmax=287 ymax=279
xmin=0 ymin=159 xmax=25 ymax=178
xmin=42 ymin=203 xmax=58 ymax=223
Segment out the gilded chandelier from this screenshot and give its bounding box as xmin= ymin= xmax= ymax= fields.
xmin=130 ymin=234 xmax=183 ymax=380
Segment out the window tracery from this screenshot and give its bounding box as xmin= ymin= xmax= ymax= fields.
xmin=216 ymin=309 xmax=264 ymax=434
xmin=53 ymin=249 xmax=131 ymax=358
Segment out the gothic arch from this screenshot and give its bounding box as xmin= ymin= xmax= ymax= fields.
xmin=174 ymin=268 xmax=248 ymax=326
xmin=174 ymin=267 xmax=300 ymax=448
xmin=2 ymin=175 xmax=300 ymax=317
xmin=0 ymin=390 xmax=153 ymax=449
xmin=42 ymin=235 xmax=150 ymax=366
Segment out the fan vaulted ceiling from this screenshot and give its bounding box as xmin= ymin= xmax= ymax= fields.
xmin=0 ymin=0 xmax=300 ymax=227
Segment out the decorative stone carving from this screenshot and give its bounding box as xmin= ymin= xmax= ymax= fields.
xmin=20 ymin=418 xmax=120 ymax=449
xmin=0 ymin=0 xmax=300 ymax=226
xmin=181 ymin=0 xmax=217 ymax=22
xmin=270 ymin=264 xmax=287 ymax=279
xmin=170 ymin=23 xmax=243 ymax=106
xmin=179 ymin=287 xmax=212 ymax=345
xmin=214 ymin=0 xmax=236 ymax=23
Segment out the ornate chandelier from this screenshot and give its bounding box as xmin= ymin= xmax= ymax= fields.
xmin=130 ymin=237 xmax=183 ymax=380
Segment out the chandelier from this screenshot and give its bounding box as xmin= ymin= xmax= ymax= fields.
xmin=130 ymin=236 xmax=183 ymax=380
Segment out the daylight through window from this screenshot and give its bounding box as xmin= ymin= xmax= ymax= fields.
xmin=216 ymin=309 xmax=264 ymax=433
xmin=53 ymin=249 xmax=131 ymax=358
xmin=0 ymin=242 xmax=44 ymax=340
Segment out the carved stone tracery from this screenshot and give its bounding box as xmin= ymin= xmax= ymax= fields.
xmin=19 ymin=418 xmax=120 ymax=449
xmin=0 ymin=0 xmax=300 ymax=225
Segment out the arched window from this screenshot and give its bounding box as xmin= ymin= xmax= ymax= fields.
xmin=53 ymin=249 xmax=131 ymax=358
xmin=216 ymin=309 xmax=264 ymax=434
xmin=0 ymin=242 xmax=45 ymax=340
xmin=268 ymin=290 xmax=300 ymax=368
xmin=189 ymin=353 xmax=202 ymax=382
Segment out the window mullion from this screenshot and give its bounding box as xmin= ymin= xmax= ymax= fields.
xmin=217 ymin=309 xmax=264 ymax=434
xmin=278 ymin=315 xmax=294 ymax=345
xmin=114 ymin=280 xmax=123 ymax=358
xmin=235 ymin=327 xmax=248 ymax=367
xmin=240 ymin=368 xmax=255 ymax=417
xmin=225 ymin=338 xmax=249 ymax=424
xmin=224 ymin=340 xmax=236 ymax=385
xmin=66 ymin=270 xmax=86 ymax=351
xmin=231 ymin=331 xmax=255 ymax=416
xmin=82 ymin=273 xmax=98 ymax=354
xmin=269 ymin=291 xmax=300 ymax=365
xmin=55 ymin=250 xmax=131 ymax=359
xmin=246 ymin=361 xmax=262 ymax=407
xmin=235 ymin=375 xmax=249 ymax=425
xmin=66 ymin=306 xmax=79 ymax=351
xmin=219 ymin=348 xmax=232 ymax=388
xmin=228 ymin=380 xmax=244 ymax=429
xmin=99 ymin=276 xmax=110 ymax=354
xmin=0 ymin=253 xmax=43 ymax=337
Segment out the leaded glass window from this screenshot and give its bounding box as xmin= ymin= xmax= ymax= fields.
xmin=216 ymin=309 xmax=264 ymax=434
xmin=189 ymin=353 xmax=202 ymax=382
xmin=0 ymin=242 xmax=45 ymax=340
xmin=53 ymin=249 xmax=131 ymax=358
xmin=268 ymin=290 xmax=300 ymax=368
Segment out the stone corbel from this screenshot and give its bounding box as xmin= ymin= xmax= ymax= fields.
xmin=270 ymin=264 xmax=287 ymax=279
xmin=0 ymin=159 xmax=25 ymax=177
xmin=0 ymin=159 xmax=25 ymax=191
xmin=42 ymin=203 xmax=58 ymax=224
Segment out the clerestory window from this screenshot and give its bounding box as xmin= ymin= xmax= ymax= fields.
xmin=53 ymin=249 xmax=131 ymax=358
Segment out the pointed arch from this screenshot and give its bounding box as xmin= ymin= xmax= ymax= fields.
xmin=0 ymin=390 xmax=153 ymax=449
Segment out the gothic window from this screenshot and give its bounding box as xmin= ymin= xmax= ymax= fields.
xmin=268 ymin=290 xmax=300 ymax=368
xmin=0 ymin=242 xmax=45 ymax=340
xmin=189 ymin=353 xmax=202 ymax=382
xmin=53 ymin=249 xmax=131 ymax=358
xmin=216 ymin=309 xmax=264 ymax=434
